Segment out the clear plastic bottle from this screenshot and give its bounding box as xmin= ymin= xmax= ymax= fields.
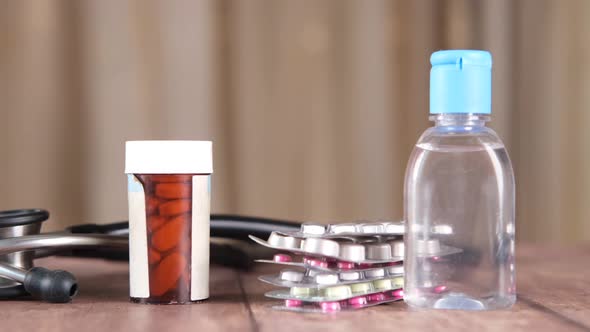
xmin=403 ymin=50 xmax=515 ymax=310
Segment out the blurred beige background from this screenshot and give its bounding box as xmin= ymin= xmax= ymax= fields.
xmin=0 ymin=0 xmax=588 ymax=244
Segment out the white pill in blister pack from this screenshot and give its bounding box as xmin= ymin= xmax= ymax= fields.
xmin=432 ymin=224 xmax=453 ymax=234
xmin=301 ymin=224 xmax=326 ymax=235
xmin=360 ymin=223 xmax=385 ymax=234
xmin=267 ymin=232 xmax=302 ymax=249
xmin=383 ymin=222 xmax=405 ymax=234
xmin=364 ymin=268 xmax=385 ymax=278
xmin=280 ymin=270 xmax=304 ymax=282
xmin=338 ymin=271 xmax=361 ymax=281
xmin=315 ymin=273 xmax=339 ymax=285
xmin=339 ymin=243 xmax=366 ymax=262
xmin=387 ymin=265 xmax=404 ymax=275
xmin=328 ymin=223 xmax=357 ymax=234
xmin=388 ymin=239 xmax=404 ymax=257
xmin=416 ymin=239 xmax=440 ymax=254
xmin=306 ymin=269 xmax=321 ymax=277
xmin=366 ymin=243 xmax=392 ymax=260
xmin=302 ymin=238 xmax=340 ymax=257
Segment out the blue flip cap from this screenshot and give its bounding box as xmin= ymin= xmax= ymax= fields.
xmin=430 ymin=50 xmax=492 ymax=114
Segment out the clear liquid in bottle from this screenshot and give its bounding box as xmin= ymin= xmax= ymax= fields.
xmin=404 ymin=118 xmax=515 ymax=310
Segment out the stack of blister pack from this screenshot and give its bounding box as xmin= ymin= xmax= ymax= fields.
xmin=249 ymin=222 xmax=407 ymax=313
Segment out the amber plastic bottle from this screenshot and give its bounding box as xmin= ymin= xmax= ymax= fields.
xmin=125 ymin=141 xmax=212 ymax=304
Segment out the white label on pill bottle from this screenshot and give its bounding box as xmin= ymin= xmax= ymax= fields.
xmin=191 ymin=175 xmax=211 ymax=301
xmin=128 ymin=175 xmax=150 ymax=298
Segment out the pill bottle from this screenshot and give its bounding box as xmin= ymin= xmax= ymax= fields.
xmin=404 ymin=50 xmax=515 ymax=310
xmin=125 ymin=141 xmax=213 ymax=304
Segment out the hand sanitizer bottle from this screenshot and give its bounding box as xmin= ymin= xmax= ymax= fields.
xmin=403 ymin=50 xmax=516 ymax=310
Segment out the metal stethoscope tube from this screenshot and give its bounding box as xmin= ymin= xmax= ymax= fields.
xmin=0 ymin=233 xmax=128 ymax=283
xmin=0 ymin=233 xmax=128 ymax=257
xmin=0 ymin=262 xmax=26 ymax=283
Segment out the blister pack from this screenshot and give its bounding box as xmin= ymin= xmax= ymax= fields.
xmin=256 ymin=254 xmax=402 ymax=272
xmin=280 ymin=222 xmax=405 ymax=238
xmin=249 ymin=233 xmax=405 ymax=263
xmin=265 ymin=276 xmax=404 ymax=302
xmin=250 ymin=232 xmax=459 ymax=261
xmin=259 ymin=266 xmax=404 ymax=288
xmin=279 ymin=222 xmax=454 ymax=238
xmin=273 ymin=289 xmax=404 ymax=313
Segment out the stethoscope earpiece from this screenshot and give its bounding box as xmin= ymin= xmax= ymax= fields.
xmin=24 ymin=267 xmax=78 ymax=303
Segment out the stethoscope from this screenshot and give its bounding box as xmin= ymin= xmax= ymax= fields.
xmin=0 ymin=209 xmax=300 ymax=303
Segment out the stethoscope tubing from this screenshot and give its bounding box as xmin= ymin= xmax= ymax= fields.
xmin=0 ymin=211 xmax=302 ymax=301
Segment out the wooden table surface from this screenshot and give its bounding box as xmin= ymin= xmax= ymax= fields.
xmin=0 ymin=244 xmax=588 ymax=332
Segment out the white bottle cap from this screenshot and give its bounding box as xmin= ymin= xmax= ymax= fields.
xmin=125 ymin=140 xmax=213 ymax=174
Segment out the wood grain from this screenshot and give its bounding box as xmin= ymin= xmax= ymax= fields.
xmin=0 ymin=244 xmax=588 ymax=332
xmin=0 ymin=257 xmax=251 ymax=332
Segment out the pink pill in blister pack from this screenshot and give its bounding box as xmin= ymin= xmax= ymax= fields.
xmin=320 ymin=301 xmax=341 ymax=312
xmin=416 ymin=284 xmax=447 ymax=295
xmin=348 ymin=296 xmax=368 ymax=306
xmin=272 ymin=291 xmax=404 ymax=313
xmin=367 ymin=293 xmax=386 ymax=302
xmin=274 ymin=254 xmax=292 ymax=263
xmin=429 ymin=255 xmax=451 ymax=264
xmin=285 ymin=299 xmax=303 ymax=307
xmin=304 ymin=257 xmax=329 ymax=269
xmin=337 ymin=261 xmax=355 ymax=270
xmin=434 ymin=285 xmax=447 ymax=294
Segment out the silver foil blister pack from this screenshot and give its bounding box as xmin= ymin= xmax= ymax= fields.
xmin=256 ymin=254 xmax=402 ymax=273
xmin=280 ymin=221 xmax=454 ymax=238
xmin=284 ymin=222 xmax=405 ymax=238
xmin=274 ymin=289 xmax=404 ymax=313
xmin=249 ymin=233 xmax=405 ymax=263
xmin=250 ymin=231 xmax=459 ymax=262
xmin=265 ymin=276 xmax=404 ymax=302
xmin=259 ymin=265 xmax=404 ymax=288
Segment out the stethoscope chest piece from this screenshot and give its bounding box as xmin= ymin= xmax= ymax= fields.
xmin=0 ymin=209 xmax=49 ymax=229
xmin=0 ymin=209 xmax=49 ymax=285
xmin=0 ymin=209 xmax=81 ymax=302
